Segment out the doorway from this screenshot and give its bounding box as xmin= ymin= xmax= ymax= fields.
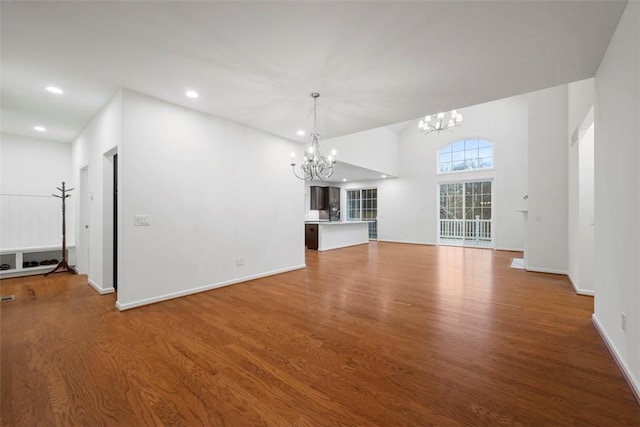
xmin=568 ymin=106 xmax=595 ymax=293
xmin=438 ymin=181 xmax=493 ymax=248
xmin=113 ymin=154 xmax=118 ymax=291
xmin=78 ymin=166 xmax=90 ymax=274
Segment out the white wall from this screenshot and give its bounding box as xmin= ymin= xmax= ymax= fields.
xmin=361 ymin=95 xmax=528 ymax=249
xmin=115 ymin=90 xmax=304 ymax=309
xmin=568 ymin=79 xmax=595 ymax=294
xmin=72 ymin=91 xmax=122 ymax=292
xmin=0 ymin=133 xmax=72 ymax=194
xmin=568 ymin=79 xmax=595 ymax=137
xmin=593 ymin=0 xmax=640 ymax=399
xmin=526 ymin=85 xmax=569 ymax=273
xmin=323 ymin=126 xmax=400 ymax=176
xmin=0 ymin=133 xmax=73 ymax=249
xmin=568 ymin=123 xmax=579 ymax=283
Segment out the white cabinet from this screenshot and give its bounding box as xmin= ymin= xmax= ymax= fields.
xmin=0 ymin=246 xmax=76 ymax=279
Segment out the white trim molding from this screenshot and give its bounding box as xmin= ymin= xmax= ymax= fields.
xmin=524 ymin=266 xmax=567 ymax=275
xmin=378 ymin=239 xmax=436 ymax=246
xmin=592 ymin=314 xmax=640 ymax=404
xmin=115 ymin=264 xmax=306 ymax=311
xmin=88 ymin=279 xmax=115 ymax=295
xmin=317 ymin=242 xmax=368 ymax=252
xmin=567 ymin=273 xmax=595 ymax=296
xmin=495 ymin=247 xmax=524 ymax=252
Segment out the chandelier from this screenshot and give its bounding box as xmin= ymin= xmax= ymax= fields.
xmin=291 ymin=92 xmax=336 ymax=181
xmin=418 ymin=110 xmax=463 ymax=134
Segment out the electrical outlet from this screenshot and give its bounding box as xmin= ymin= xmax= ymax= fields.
xmin=621 ymin=313 xmax=627 ymax=331
xmin=236 ymin=257 xmax=244 ymax=266
xmin=134 ymin=215 xmax=151 ymax=226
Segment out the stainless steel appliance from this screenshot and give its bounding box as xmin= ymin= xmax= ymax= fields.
xmin=329 ymin=203 xmax=340 ymax=221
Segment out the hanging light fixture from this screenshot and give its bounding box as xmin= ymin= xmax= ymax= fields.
xmin=291 ymin=92 xmax=336 ymax=181
xmin=418 ymin=110 xmax=463 ymax=134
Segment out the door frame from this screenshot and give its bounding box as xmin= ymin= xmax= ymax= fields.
xmin=78 ymin=165 xmax=90 ymax=275
xmin=437 ymin=178 xmax=494 ymax=248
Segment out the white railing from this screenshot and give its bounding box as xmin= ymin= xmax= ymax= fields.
xmin=439 ymin=216 xmax=492 ymax=245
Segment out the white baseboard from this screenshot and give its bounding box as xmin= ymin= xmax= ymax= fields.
xmin=318 ymin=242 xmax=368 ymax=252
xmin=525 ymin=266 xmax=567 ymax=275
xmin=88 ymin=279 xmax=115 ymax=295
xmin=495 ymin=247 xmax=524 ymax=252
xmin=567 ymin=273 xmax=595 ymax=296
xmin=377 ymin=239 xmax=436 ymax=246
xmin=592 ymin=314 xmax=640 ymax=404
xmin=115 ymin=264 xmax=306 ymax=311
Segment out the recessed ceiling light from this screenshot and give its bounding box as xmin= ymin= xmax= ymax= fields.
xmin=46 ymin=86 xmax=63 ymax=95
xmin=297 ymin=130 xmax=305 ymax=136
xmin=34 ymin=125 xmax=46 ymax=132
xmin=342 ymin=178 xmax=347 ymax=182
xmin=186 ymin=90 xmax=199 ymax=98
xmin=382 ymin=175 xmax=387 ymax=178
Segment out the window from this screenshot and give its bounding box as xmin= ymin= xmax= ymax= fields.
xmin=439 ymin=181 xmax=492 ymax=247
xmin=346 ymin=188 xmax=378 ymax=239
xmin=346 ymin=190 xmax=361 ymax=222
xmin=439 ymin=139 xmax=494 ymax=173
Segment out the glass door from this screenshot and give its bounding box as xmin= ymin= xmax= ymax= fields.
xmin=439 ymin=181 xmax=492 ymax=247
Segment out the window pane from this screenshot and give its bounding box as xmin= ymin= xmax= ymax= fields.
xmin=465 ymin=139 xmax=479 ymax=150
xmin=346 ymin=188 xmax=377 ymax=224
xmin=478 ymin=147 xmax=492 ymax=159
xmin=480 ymin=158 xmax=494 ymax=168
xmin=452 ymin=150 xmax=464 ymax=161
xmin=452 ymin=141 xmax=465 ymax=152
xmin=452 ymin=162 xmax=466 ymax=173
xmin=440 ymin=152 xmax=452 ymax=163
xmin=478 ymin=139 xmax=492 ymax=148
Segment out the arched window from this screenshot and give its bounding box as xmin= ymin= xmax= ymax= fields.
xmin=439 ymin=139 xmax=494 ymax=173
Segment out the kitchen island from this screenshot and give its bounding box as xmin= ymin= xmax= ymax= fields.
xmin=304 ymin=221 xmax=369 ymax=251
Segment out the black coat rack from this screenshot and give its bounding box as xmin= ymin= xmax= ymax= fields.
xmin=45 ymin=182 xmax=77 ymax=276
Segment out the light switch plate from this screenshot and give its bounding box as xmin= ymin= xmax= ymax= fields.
xmin=134 ymin=215 xmax=151 ymax=226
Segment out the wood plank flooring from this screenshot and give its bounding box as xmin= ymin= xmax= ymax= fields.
xmin=2 ymin=242 xmax=639 ymax=426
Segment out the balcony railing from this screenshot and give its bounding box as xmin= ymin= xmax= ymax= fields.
xmin=439 ymin=217 xmax=492 ymax=247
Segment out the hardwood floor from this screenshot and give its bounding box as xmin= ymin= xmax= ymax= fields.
xmin=1 ymin=242 xmax=639 ymax=426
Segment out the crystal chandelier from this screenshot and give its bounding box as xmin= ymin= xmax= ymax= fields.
xmin=418 ymin=110 xmax=463 ymax=134
xmin=291 ymin=92 xmax=336 ymax=181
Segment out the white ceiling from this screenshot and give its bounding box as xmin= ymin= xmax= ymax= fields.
xmin=311 ymin=161 xmax=393 ymax=185
xmin=0 ymin=1 xmax=627 ymax=144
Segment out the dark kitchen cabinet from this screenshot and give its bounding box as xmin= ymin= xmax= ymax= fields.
xmin=310 ymin=186 xmax=325 ymax=210
xmin=310 ymin=186 xmax=341 ymax=210
xmin=305 ymin=224 xmax=318 ymax=250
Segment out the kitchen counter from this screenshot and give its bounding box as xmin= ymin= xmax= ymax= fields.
xmin=304 ymin=221 xmax=369 ymax=251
